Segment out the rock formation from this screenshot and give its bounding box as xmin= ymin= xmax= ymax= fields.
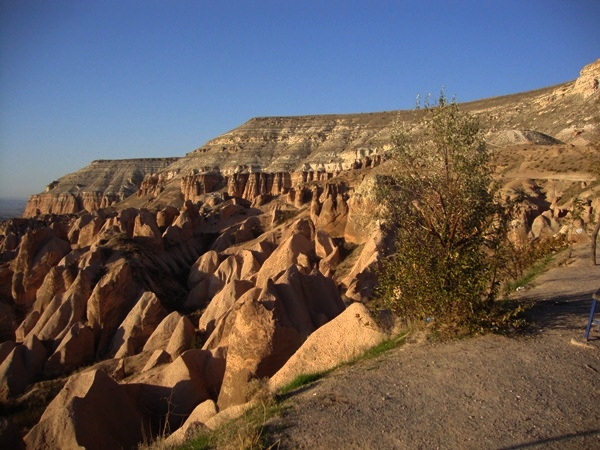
xmin=269 ymin=302 xmax=388 ymax=390
xmin=109 ymin=291 xmax=168 ymax=359
xmin=0 ymin=59 xmax=599 ymax=449
xmin=572 ymin=58 xmax=600 ymax=98
xmin=24 ymin=370 xmax=144 ymax=450
xmin=24 ymin=158 xmax=179 ymax=217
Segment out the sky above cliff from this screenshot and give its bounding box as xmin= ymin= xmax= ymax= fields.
xmin=1 ymin=0 xmax=599 ymax=199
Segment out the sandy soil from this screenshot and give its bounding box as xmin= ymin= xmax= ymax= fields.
xmin=266 ymin=242 xmax=600 ymax=449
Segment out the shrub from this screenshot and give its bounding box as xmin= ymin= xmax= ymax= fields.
xmin=497 ymin=234 xmax=569 ymax=293
xmin=375 ymin=93 xmax=510 ymax=331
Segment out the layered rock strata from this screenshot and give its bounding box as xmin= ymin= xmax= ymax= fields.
xmin=22 ymin=59 xmax=600 ymax=218
xmin=24 ymin=158 xmax=179 ymax=217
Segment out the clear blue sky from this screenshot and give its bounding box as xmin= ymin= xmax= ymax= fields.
xmin=1 ymin=0 xmax=599 ymax=199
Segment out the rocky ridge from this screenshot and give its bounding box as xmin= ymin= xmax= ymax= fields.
xmin=0 ymin=59 xmax=598 ymax=449
xmin=24 ymin=158 xmax=179 ymax=218
xmin=25 ymin=61 xmax=600 ymax=218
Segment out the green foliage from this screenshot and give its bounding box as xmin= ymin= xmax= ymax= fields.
xmin=273 ymin=208 xmax=300 ymax=224
xmin=277 ymin=372 xmax=330 ymax=395
xmin=570 ymin=196 xmax=585 ymax=221
xmin=375 ymin=93 xmax=509 ymax=330
xmin=504 ymin=254 xmax=554 ymax=293
xmin=349 ymin=332 xmax=408 ymax=361
xmin=176 ymin=399 xmax=282 ymax=450
xmin=498 ymin=234 xmax=569 ymax=294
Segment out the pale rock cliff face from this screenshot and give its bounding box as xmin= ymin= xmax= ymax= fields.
xmin=22 ymin=59 xmax=599 ymax=221
xmin=573 ymin=58 xmax=600 ymax=98
xmin=184 ymin=114 xmax=392 ymax=173
xmin=120 ymin=63 xmax=600 ymax=217
xmin=138 ymin=169 xmax=181 ymax=197
xmin=139 ymin=114 xmax=391 ymax=206
xmin=24 ymin=158 xmax=179 ymax=217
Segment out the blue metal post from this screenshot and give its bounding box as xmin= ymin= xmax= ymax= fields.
xmin=584 ymin=289 xmax=600 ymax=341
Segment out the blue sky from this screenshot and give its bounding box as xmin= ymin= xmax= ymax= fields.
xmin=1 ymin=0 xmax=599 ymax=199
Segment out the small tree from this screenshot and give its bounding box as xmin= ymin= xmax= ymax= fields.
xmin=376 ymin=93 xmax=508 ymax=330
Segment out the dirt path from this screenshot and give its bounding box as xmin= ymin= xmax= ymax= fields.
xmin=266 ymin=243 xmax=600 ymax=449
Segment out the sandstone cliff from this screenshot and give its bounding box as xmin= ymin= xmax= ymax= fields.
xmin=128 ymin=113 xmax=393 ymax=209
xmin=88 ymin=71 xmax=600 ymax=212
xmin=23 ymin=59 xmax=599 ymax=218
xmin=132 ymin=66 xmax=598 ymax=220
xmin=24 ymin=158 xmax=179 ymax=217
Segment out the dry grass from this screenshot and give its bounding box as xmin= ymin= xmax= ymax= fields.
xmin=136 ymin=379 xmax=283 ymax=450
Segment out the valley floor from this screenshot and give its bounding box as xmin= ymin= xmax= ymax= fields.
xmin=266 ymin=242 xmax=600 ymax=449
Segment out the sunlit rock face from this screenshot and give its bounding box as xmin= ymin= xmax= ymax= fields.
xmin=23 ymin=57 xmax=600 ymax=219
xmin=24 ymin=158 xmax=179 ymax=217
xmin=572 ymin=58 xmax=600 ymax=98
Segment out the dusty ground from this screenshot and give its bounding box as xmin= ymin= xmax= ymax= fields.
xmin=266 ymin=242 xmax=600 ymax=449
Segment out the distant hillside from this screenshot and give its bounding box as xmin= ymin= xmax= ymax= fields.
xmin=23 ymin=59 xmax=600 ymax=216
xmin=23 ymin=158 xmax=179 ymax=217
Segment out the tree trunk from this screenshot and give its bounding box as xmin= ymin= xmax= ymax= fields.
xmin=592 ymin=221 xmax=600 ymax=265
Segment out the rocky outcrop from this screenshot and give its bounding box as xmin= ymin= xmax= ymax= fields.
xmin=23 ymin=193 xmax=81 ymax=217
xmin=0 ymin=335 xmax=47 ymax=401
xmin=342 ymin=234 xmax=385 ymax=301
xmin=24 ymin=370 xmax=144 ymax=450
xmin=204 ymin=261 xmax=345 ymax=410
xmin=109 ymin=291 xmax=168 ymax=359
xmin=487 ymin=129 xmax=563 ymax=147
xmin=10 ymin=227 xmax=71 ymax=307
xmin=572 ymin=58 xmax=600 ymax=98
xmin=24 ymin=158 xmax=179 ymax=217
xmin=87 ymin=259 xmax=143 ymax=357
xmin=165 ymin=399 xmax=216 ymax=446
xmin=269 ymin=302 xmax=388 ymax=390
xmin=312 ymin=184 xmax=350 ymax=238
xmin=180 ymin=173 xmax=225 ymax=202
xmin=164 ymin=314 xmax=195 ymax=359
xmin=198 ymin=279 xmax=254 ymax=335
xmin=133 ymin=210 xmax=163 ymax=245
xmin=188 ymin=250 xmax=221 ymax=290
xmin=33 ymin=270 xmax=92 ymax=343
xmin=255 ymin=232 xmax=315 ymax=288
xmin=127 ymin=349 xmax=213 ymax=433
xmin=227 ymin=171 xmax=294 ymax=201
xmin=43 ymin=322 xmax=95 ymax=378
xmin=212 ymin=284 xmax=304 ymax=410
xmin=102 ymin=112 xmax=395 ymax=208
xmin=138 ymin=169 xmax=180 ymax=198
xmin=142 ymin=312 xmax=194 ymax=358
